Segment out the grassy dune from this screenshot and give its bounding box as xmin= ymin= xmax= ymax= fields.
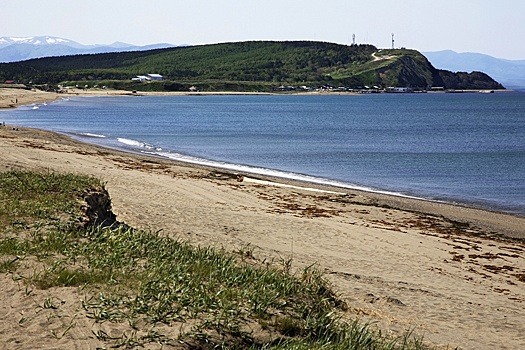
xmin=0 ymin=170 xmax=429 ymax=349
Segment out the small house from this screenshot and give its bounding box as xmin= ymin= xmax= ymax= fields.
xmin=147 ymin=74 xmax=163 ymax=81
xmin=132 ymin=75 xmax=150 ymax=82
xmin=386 ymin=87 xmax=413 ymax=93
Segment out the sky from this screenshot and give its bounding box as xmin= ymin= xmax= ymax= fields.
xmin=2 ymin=0 xmax=524 ymax=60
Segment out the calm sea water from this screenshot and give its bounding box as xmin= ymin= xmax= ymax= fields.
xmin=2 ymin=93 xmax=525 ymax=215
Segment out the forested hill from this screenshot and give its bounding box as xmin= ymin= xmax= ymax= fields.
xmin=0 ymin=41 xmax=504 ymax=91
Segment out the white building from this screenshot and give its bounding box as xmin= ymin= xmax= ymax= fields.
xmin=147 ymin=74 xmax=163 ymax=81
xmin=131 ymin=74 xmax=164 ymax=82
xmin=386 ymin=87 xmax=413 ymax=93
xmin=132 ymin=75 xmax=150 ymax=82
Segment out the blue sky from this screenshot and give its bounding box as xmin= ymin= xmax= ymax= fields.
xmin=2 ymin=0 xmax=524 ymax=60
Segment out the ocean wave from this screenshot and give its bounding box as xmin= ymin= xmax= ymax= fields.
xmin=148 ymin=150 xmax=424 ymax=201
xmin=80 ymin=132 xmax=106 ymax=138
xmin=117 ymin=137 xmax=161 ymax=150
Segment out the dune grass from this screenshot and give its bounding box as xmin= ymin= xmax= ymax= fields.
xmin=0 ymin=170 xmax=429 ymax=349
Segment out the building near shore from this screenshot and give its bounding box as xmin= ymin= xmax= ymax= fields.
xmin=147 ymin=74 xmax=163 ymax=81
xmin=131 ymin=74 xmax=164 ymax=82
xmin=131 ymin=75 xmax=149 ymax=82
xmin=386 ymin=86 xmax=413 ymax=93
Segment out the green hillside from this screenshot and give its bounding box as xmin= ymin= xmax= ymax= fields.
xmin=0 ymin=41 xmax=504 ymax=91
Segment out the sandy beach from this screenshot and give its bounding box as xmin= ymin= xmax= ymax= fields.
xmin=1 ymin=90 xmax=524 ymax=349
xmin=0 ymin=87 xmax=277 ymax=110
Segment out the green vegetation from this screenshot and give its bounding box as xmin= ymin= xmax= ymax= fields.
xmin=0 ymin=170 xmax=102 ymax=233
xmin=0 ymin=41 xmax=503 ymax=91
xmin=0 ymin=170 xmax=431 ymax=348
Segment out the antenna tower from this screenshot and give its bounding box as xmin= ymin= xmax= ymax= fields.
xmin=352 ymin=34 xmax=356 ymax=45
xmin=391 ymin=33 xmax=395 ymax=49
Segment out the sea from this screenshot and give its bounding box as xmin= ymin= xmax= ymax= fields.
xmin=2 ymin=92 xmax=525 ymax=216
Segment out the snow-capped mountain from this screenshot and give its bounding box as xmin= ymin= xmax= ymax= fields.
xmin=0 ymin=36 xmax=176 ymax=62
xmin=0 ymin=36 xmax=82 ymax=48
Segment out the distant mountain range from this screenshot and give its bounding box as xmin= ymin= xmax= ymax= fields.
xmin=424 ymin=50 xmax=525 ymax=90
xmin=0 ymin=36 xmax=177 ymax=63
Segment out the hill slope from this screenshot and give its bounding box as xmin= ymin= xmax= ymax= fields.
xmin=0 ymin=41 xmax=503 ymax=91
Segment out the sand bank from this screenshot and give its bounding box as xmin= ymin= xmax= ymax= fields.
xmin=0 ymin=87 xmax=275 ymax=110
xmin=0 ymin=88 xmax=60 ymax=108
xmin=0 ymin=124 xmax=524 ymax=349
xmin=0 ymin=87 xmax=141 ymax=109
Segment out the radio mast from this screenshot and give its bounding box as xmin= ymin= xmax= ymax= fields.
xmin=391 ymin=33 xmax=395 ymax=49
xmin=352 ymin=34 xmax=356 ymax=45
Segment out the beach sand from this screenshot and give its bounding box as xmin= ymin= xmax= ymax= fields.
xmin=0 ymin=87 xmax=274 ymax=110
xmin=0 ymin=88 xmax=60 ymax=108
xmin=1 ymin=92 xmax=524 ymax=349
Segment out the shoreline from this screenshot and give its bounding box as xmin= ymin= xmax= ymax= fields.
xmin=61 ymin=125 xmax=525 ymax=237
xmin=139 ymin=144 xmax=525 ymax=238
xmin=1 ymin=86 xmax=514 ymax=110
xmin=4 ymin=121 xmax=525 ymax=240
xmin=221 ymin=169 xmax=525 ymax=240
xmin=2 ymin=87 xmax=525 ymax=238
xmin=0 ymin=87 xmax=281 ymax=109
xmin=1 ymin=124 xmax=524 ymax=349
xmin=61 ymin=127 xmax=525 ymax=239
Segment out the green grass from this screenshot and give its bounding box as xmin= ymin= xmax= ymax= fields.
xmin=0 ymin=170 xmax=430 ymax=349
xmin=328 ymin=58 xmax=396 ymax=81
xmin=0 ymin=170 xmax=103 ymax=232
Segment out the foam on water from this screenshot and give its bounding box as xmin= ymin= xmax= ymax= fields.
xmin=117 ymin=137 xmax=155 ymax=149
xmin=117 ymin=138 xmax=162 ymax=151
xmin=80 ymin=132 xmax=106 ymax=138
xmin=149 ymin=150 xmax=425 ymax=201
